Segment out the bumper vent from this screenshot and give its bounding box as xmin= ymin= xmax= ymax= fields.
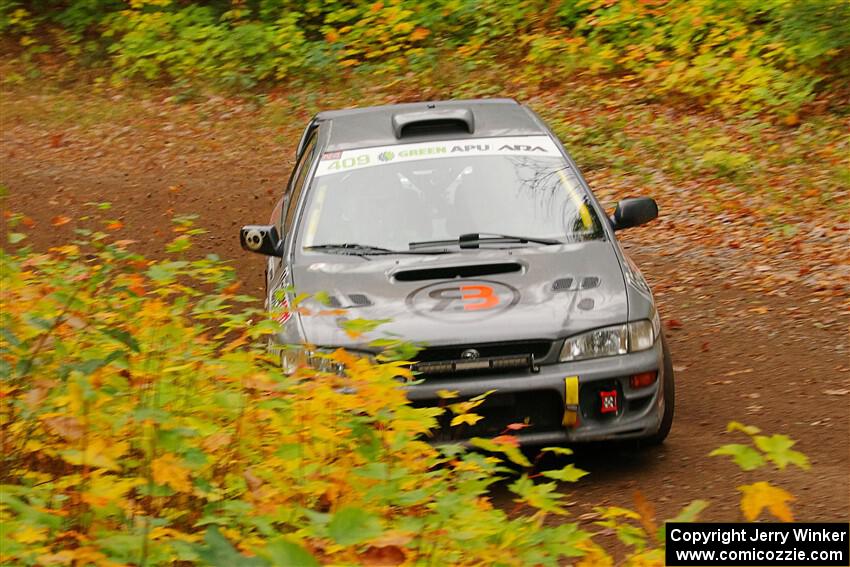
xmin=415 ymin=390 xmax=564 ymax=441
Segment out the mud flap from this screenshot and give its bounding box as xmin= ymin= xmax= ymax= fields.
xmin=562 ymin=375 xmax=579 ymax=427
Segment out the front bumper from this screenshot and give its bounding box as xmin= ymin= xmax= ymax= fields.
xmin=407 ymin=340 xmax=666 ymax=444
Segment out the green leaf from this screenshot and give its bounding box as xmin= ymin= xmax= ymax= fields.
xmin=469 ymin=389 xmax=497 ymax=402
xmin=327 ymin=506 xmax=382 ymax=546
xmin=727 ymin=421 xmax=761 ymax=435
xmin=541 ymin=464 xmax=588 ymax=483
xmin=339 ymin=318 xmax=391 ymax=336
xmin=548 ymin=523 xmax=591 ymax=557
xmin=469 ymin=437 xmax=532 ymax=467
xmin=614 ymin=524 xmax=647 ymax=550
xmin=509 ymin=475 xmax=567 ymax=515
xmin=753 ymin=434 xmax=810 ymax=470
xmin=196 ymin=527 xmax=268 ymax=567
xmin=166 ymin=235 xmax=192 ymax=253
xmin=147 ymin=263 xmax=175 ymax=282
xmin=100 ymin=328 xmax=141 ymax=353
xmin=541 ymin=446 xmax=574 ymax=456
xmin=313 ymin=290 xmax=332 ymax=306
xmin=658 ymin=500 xmax=709 ymax=541
xmin=709 ymin=443 xmax=766 ymax=471
xmin=8 ymin=233 xmax=26 ymax=244
xmin=262 ymin=537 xmax=319 ymax=567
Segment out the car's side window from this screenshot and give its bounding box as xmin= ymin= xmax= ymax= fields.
xmin=282 ymin=134 xmax=318 ymax=233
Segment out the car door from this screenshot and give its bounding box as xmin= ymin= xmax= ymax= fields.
xmin=267 ymin=132 xmax=319 ymax=320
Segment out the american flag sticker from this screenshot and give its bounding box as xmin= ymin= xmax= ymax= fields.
xmin=272 ymin=270 xmax=292 ymax=325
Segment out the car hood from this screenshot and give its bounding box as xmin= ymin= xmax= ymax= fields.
xmin=290 ymin=241 xmax=627 ymax=349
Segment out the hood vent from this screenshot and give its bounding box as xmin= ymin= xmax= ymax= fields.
xmin=394 ymin=262 xmax=522 ymax=282
xmin=392 ymin=108 xmax=475 ymax=138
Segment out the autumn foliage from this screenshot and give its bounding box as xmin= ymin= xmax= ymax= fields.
xmin=0 ymin=216 xmax=814 ymax=565
xmin=1 ymin=223 xmax=598 ymax=565
xmin=3 ymin=0 xmax=850 ymax=115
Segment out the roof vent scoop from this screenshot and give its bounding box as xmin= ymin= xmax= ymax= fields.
xmin=392 ymin=108 xmax=475 ymax=138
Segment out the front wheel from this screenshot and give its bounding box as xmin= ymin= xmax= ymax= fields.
xmin=643 ymin=334 xmax=675 ymax=445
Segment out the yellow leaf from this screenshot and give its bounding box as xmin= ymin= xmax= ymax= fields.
xmin=15 ymin=526 xmax=48 ymax=544
xmin=576 ymin=541 xmax=614 ymax=567
xmin=149 ymin=526 xmax=201 ymax=542
xmin=61 ymin=438 xmax=122 ymax=471
xmin=436 ymin=389 xmax=459 ymax=399
xmin=152 ymin=453 xmax=193 ymax=493
xmin=450 ymin=413 xmax=483 ymax=427
xmin=738 ymin=481 xmax=795 ymax=522
xmin=85 ymin=473 xmax=145 ymax=506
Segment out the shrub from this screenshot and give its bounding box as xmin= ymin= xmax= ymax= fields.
xmin=3 ymin=0 xmax=849 ymax=115
xmin=0 ymin=222 xmax=597 ymax=565
xmin=0 ymin=217 xmax=813 ymax=565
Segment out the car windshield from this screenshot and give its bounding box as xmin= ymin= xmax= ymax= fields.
xmin=299 ymin=135 xmax=604 ymax=252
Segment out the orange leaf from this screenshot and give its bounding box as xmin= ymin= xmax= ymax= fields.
xmin=633 ymin=491 xmax=658 ymax=542
xmin=223 ymin=281 xmax=242 ymax=295
xmin=51 ymin=215 xmax=71 ymax=226
xmin=492 ymin=435 xmax=520 ymax=447
xmin=106 ymin=220 xmax=124 ymax=231
xmin=410 ymin=27 xmax=430 ymax=42
xmin=359 ymin=545 xmax=405 ymax=566
xmin=152 ymin=453 xmax=193 ymax=493
xmin=43 ymin=416 xmax=85 ymax=442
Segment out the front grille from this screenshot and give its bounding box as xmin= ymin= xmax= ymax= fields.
xmin=416 ymin=390 xmax=564 ymax=441
xmin=413 ymin=340 xmax=552 ymax=363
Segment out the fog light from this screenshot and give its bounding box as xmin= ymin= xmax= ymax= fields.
xmin=630 ymin=371 xmax=657 ymax=389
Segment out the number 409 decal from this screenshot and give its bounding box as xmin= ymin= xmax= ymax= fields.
xmin=327 ymin=155 xmax=370 ymax=171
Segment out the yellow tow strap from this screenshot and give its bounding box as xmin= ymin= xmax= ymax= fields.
xmin=563 ymin=375 xmax=579 ymax=427
xmin=557 ymin=170 xmax=593 ymax=230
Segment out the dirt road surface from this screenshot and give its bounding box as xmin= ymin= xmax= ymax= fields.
xmin=2 ymin=86 xmax=848 ymax=534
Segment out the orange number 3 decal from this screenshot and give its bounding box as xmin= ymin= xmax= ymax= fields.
xmin=460 ymin=284 xmax=499 ymax=311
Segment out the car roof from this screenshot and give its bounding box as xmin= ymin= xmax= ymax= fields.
xmin=315 ymin=98 xmax=549 ymax=152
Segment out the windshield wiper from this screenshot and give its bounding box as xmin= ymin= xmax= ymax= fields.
xmin=409 ymin=233 xmax=562 ymax=251
xmin=305 ymin=243 xmax=450 ymax=256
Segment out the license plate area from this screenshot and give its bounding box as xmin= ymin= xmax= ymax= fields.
xmin=580 ymin=379 xmax=625 ymax=419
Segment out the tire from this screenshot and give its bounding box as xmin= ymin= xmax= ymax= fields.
xmin=643 ymin=334 xmax=675 ymax=445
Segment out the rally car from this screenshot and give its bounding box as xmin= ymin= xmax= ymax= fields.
xmin=239 ymin=98 xmax=674 ymax=445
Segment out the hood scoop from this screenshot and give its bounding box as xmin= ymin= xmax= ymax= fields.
xmin=393 ymin=262 xmax=523 ymax=282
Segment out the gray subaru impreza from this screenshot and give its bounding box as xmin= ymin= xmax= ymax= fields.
xmin=239 ymin=98 xmax=674 ymax=445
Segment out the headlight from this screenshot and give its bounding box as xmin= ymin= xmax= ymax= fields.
xmin=560 ymin=318 xmax=658 ymax=362
xmin=280 ymin=346 xmax=346 ymax=375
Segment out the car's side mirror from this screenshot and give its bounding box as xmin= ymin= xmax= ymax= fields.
xmin=612 ymin=197 xmax=658 ymax=231
xmin=240 ymin=225 xmax=283 ymax=257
